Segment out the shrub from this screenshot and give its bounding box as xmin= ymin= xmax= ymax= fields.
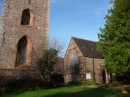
xmin=0 ymin=78 xmax=46 ymax=93
xmin=67 ymin=81 xmax=98 ymax=86
xmin=67 ymin=81 xmax=81 ymax=86
xmin=81 ymin=82 xmax=98 ymax=86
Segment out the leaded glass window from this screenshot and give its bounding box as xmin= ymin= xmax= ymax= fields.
xmin=68 ymin=52 xmax=79 ymax=73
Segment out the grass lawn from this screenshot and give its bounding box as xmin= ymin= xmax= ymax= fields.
xmin=0 ymin=85 xmax=130 ymax=97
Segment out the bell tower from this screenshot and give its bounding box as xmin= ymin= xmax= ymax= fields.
xmin=0 ymin=0 xmax=50 ymax=69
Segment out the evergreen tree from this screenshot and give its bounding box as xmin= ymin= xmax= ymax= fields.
xmin=97 ymin=0 xmax=130 ymax=75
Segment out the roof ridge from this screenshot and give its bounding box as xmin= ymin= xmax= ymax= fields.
xmin=72 ymin=37 xmax=96 ymax=43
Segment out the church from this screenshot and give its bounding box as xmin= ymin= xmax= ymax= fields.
xmin=64 ymin=37 xmax=111 ymax=84
xmin=0 ymin=0 xmax=111 ymax=84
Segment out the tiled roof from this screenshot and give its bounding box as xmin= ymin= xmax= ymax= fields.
xmin=72 ymin=37 xmax=103 ymax=59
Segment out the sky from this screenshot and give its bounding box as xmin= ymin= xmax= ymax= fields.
xmin=50 ymin=0 xmax=110 ymax=56
xmin=0 ymin=0 xmax=111 ymax=56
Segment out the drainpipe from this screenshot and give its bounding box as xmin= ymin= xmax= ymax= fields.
xmin=93 ymin=58 xmax=95 ymax=82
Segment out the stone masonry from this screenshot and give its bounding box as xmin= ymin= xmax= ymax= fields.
xmin=64 ymin=37 xmax=110 ymax=84
xmin=0 ymin=0 xmax=50 ymax=79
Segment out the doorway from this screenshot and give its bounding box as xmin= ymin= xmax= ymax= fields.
xmin=102 ymin=70 xmax=106 ymax=83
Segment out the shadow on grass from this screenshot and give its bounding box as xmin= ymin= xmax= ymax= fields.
xmin=1 ymin=86 xmax=130 ymax=97
xmin=42 ymin=88 xmax=130 ymax=97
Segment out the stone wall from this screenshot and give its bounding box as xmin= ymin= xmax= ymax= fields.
xmin=0 ymin=69 xmax=40 ymax=85
xmin=0 ymin=0 xmax=50 ymax=79
xmin=64 ymin=38 xmax=85 ymax=83
xmin=0 ymin=0 xmax=50 ymax=69
xmin=85 ymin=57 xmax=106 ymax=84
xmin=64 ymin=38 xmax=109 ymax=84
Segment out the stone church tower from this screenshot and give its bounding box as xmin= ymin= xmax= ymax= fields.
xmin=0 ymin=0 xmax=50 ymax=78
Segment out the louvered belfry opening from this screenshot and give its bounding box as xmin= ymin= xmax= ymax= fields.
xmin=16 ymin=36 xmax=27 ymax=66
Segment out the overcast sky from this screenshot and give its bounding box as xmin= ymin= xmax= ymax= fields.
xmin=0 ymin=0 xmax=111 ymax=56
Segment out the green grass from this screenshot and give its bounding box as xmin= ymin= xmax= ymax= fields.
xmin=0 ymin=85 xmax=130 ymax=97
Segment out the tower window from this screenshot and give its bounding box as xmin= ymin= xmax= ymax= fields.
xmin=16 ymin=36 xmax=32 ymax=67
xmin=16 ymin=36 xmax=27 ymax=66
xmin=21 ymin=9 xmax=34 ymax=27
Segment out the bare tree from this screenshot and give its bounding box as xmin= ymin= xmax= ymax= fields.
xmin=49 ymin=37 xmax=65 ymax=74
xmin=49 ymin=37 xmax=65 ymax=57
xmin=33 ymin=37 xmax=65 ymax=82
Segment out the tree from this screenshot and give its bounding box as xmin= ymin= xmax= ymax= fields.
xmin=97 ymin=0 xmax=130 ymax=75
xmin=48 ymin=37 xmax=65 ymax=74
xmin=36 ymin=48 xmax=58 ymax=82
xmin=49 ymin=37 xmax=65 ymax=57
xmin=35 ymin=37 xmax=65 ymax=82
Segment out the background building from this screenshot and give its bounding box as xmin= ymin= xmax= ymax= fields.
xmin=64 ymin=37 xmax=110 ymax=84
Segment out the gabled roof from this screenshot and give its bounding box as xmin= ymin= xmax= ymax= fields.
xmin=72 ymin=37 xmax=103 ymax=59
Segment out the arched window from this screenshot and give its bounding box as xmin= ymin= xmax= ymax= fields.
xmin=68 ymin=52 xmax=79 ymax=73
xmin=16 ymin=36 xmax=27 ymax=66
xmin=21 ymin=9 xmax=34 ymax=27
xmin=16 ymin=36 xmax=32 ymax=66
